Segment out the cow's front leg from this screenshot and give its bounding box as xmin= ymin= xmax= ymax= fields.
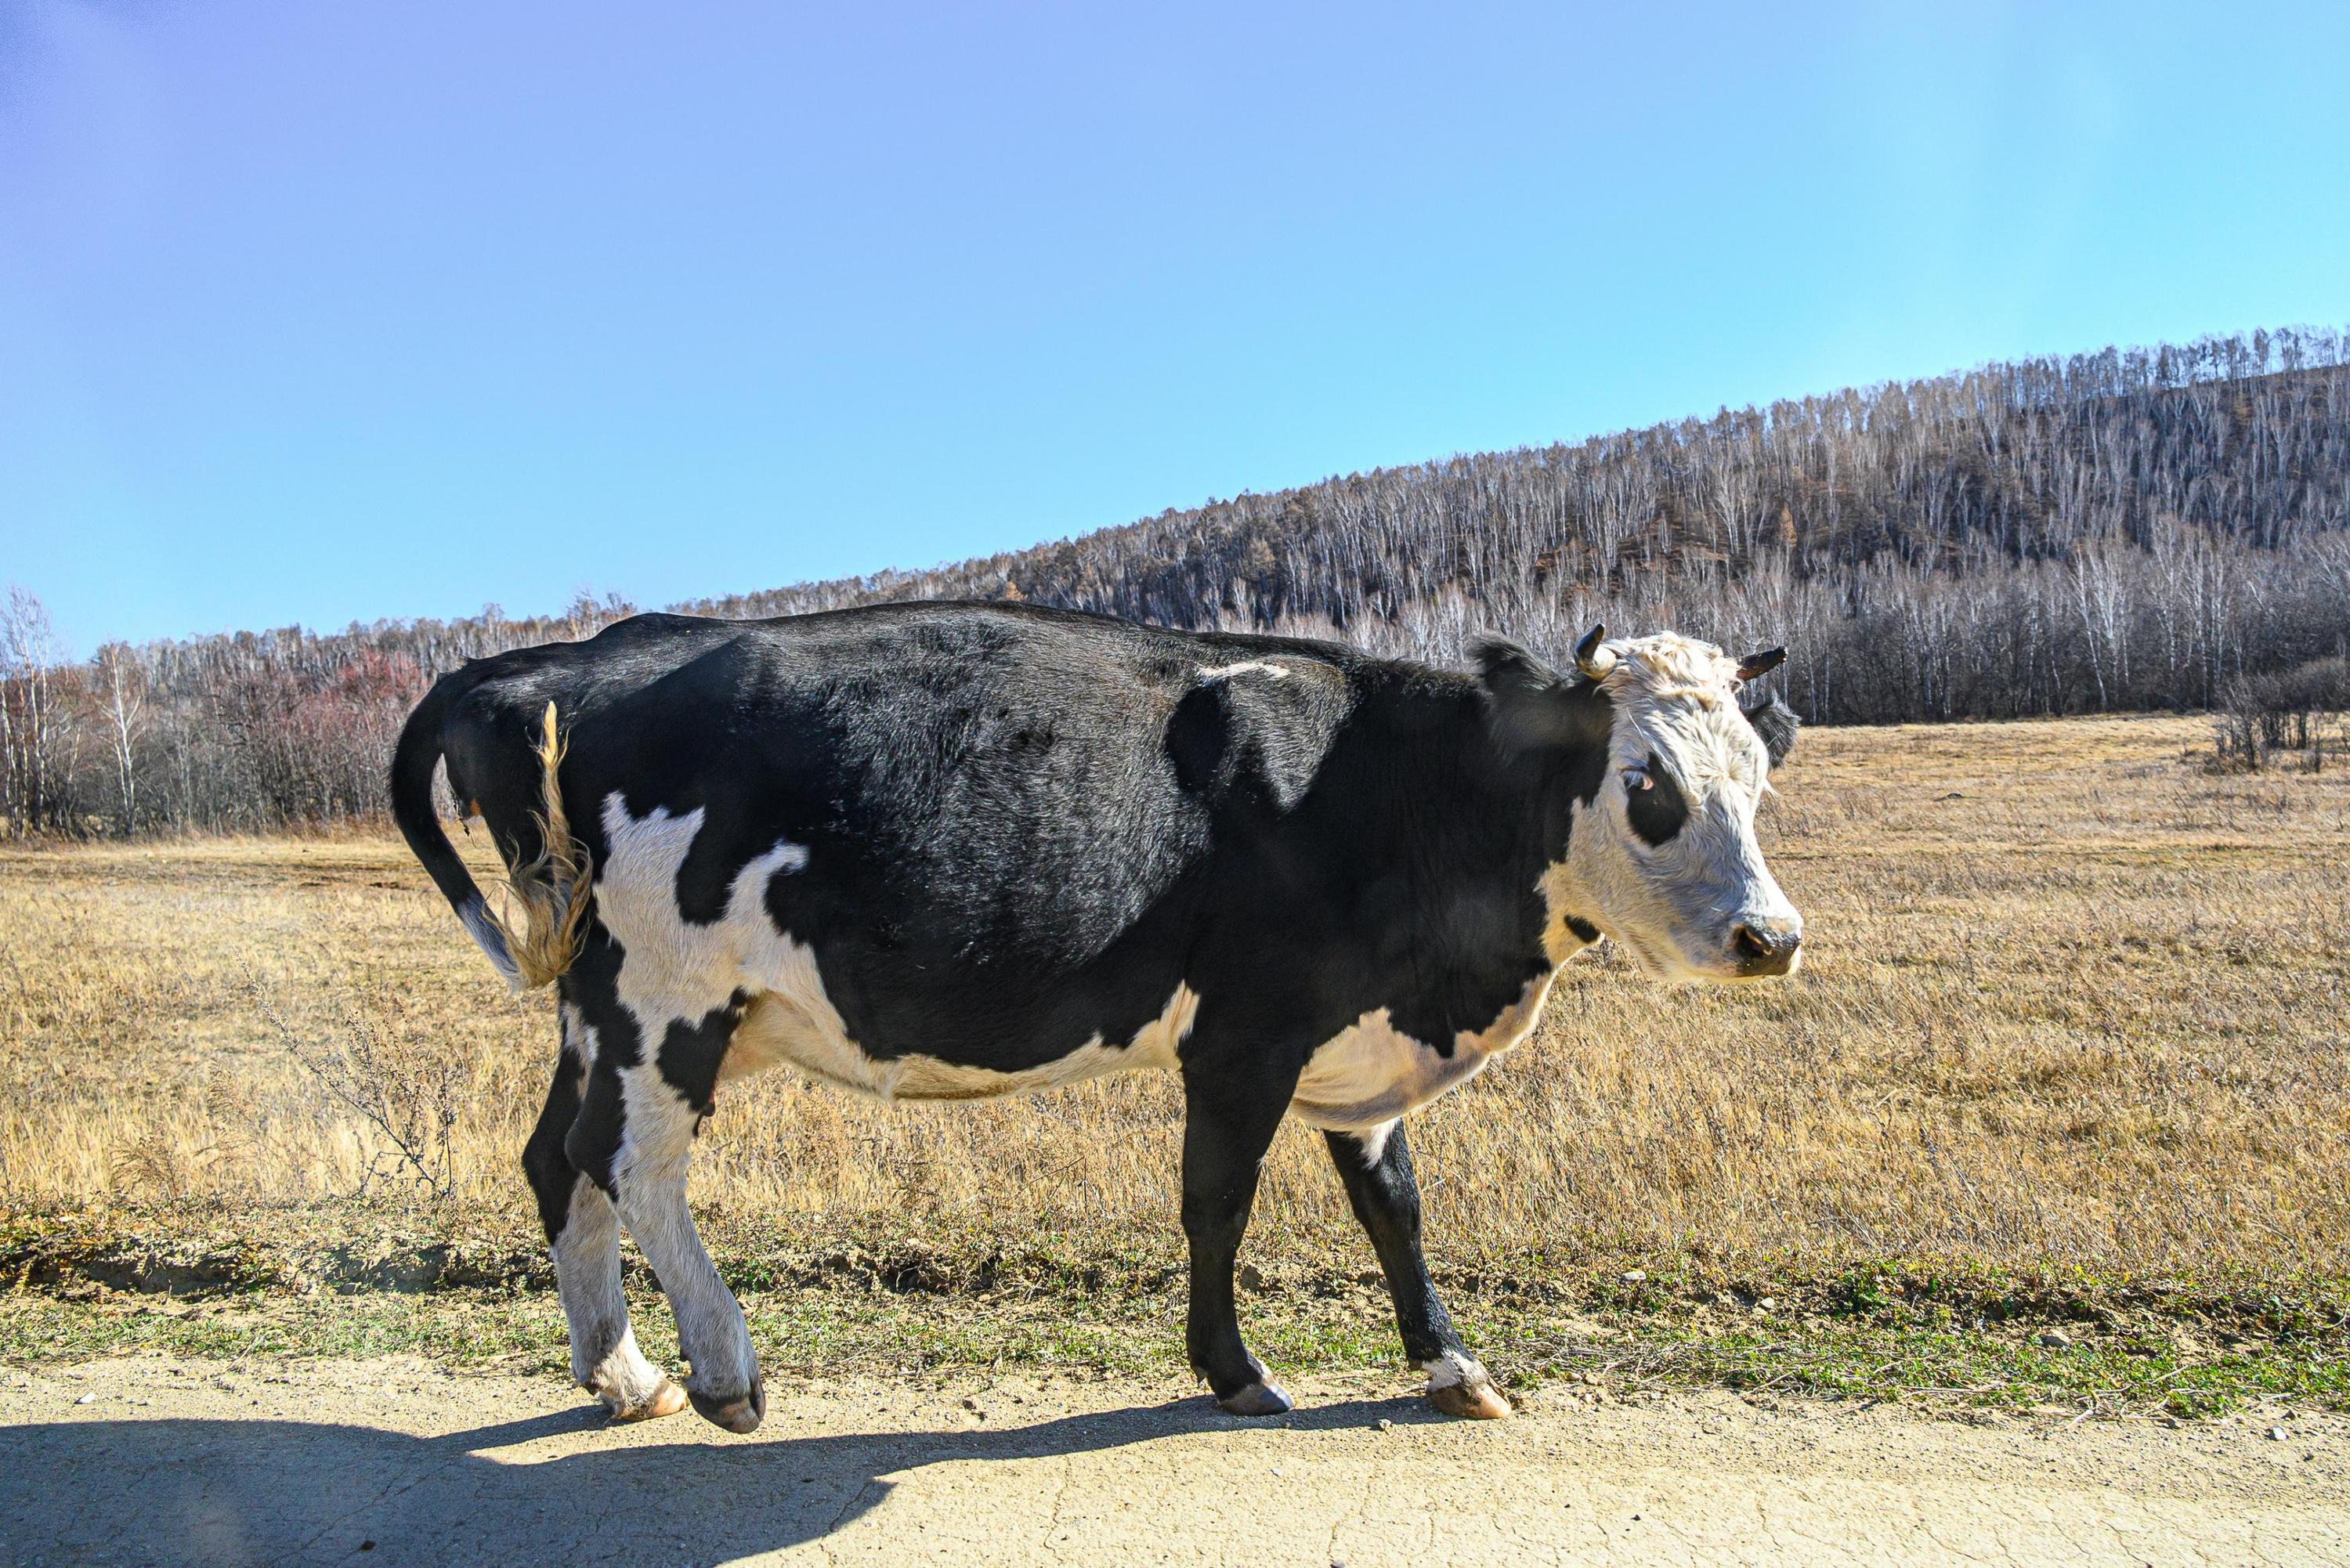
xmin=1325 ymin=1122 xmax=1511 ymax=1419
xmin=569 ymin=1057 xmax=762 ymax=1434
xmin=1180 ymin=1075 xmax=1293 ymax=1416
xmin=524 ymin=1024 xmax=684 ymax=1422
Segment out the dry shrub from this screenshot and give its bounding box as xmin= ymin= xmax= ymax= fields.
xmin=2213 ymin=656 xmax=2350 ymax=772
xmin=254 ymin=964 xmax=468 ymax=1201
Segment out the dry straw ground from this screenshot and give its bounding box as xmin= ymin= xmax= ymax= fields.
xmin=2 ymin=714 xmax=2346 ymax=1289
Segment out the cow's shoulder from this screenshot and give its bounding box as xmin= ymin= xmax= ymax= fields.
xmin=1166 ymin=649 xmax=1354 ymax=811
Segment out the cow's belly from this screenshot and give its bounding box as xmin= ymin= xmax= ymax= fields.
xmin=595 ymin=790 xmax=1195 ymax=1103
xmin=724 ymin=980 xmax=1197 ymax=1101
xmin=1290 ymin=971 xmax=1557 ymax=1131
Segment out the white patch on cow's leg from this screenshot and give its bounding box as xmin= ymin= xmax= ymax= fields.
xmin=550 ymin=1174 xmax=685 ymax=1422
xmin=1351 ymin=1119 xmax=1397 ymax=1168
xmin=609 ymin=1064 xmax=761 ymax=1434
xmin=1423 ymin=1348 xmax=1513 ymax=1420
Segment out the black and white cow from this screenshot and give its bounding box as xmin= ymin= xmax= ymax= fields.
xmin=391 ymin=602 xmax=1802 ymax=1433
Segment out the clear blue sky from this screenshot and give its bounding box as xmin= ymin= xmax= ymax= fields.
xmin=3 ymin=2 xmax=2346 ymax=653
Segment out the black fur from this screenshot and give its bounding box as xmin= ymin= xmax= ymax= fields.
xmin=395 ymin=602 xmax=1671 ymax=1406
xmin=1327 ymin=1127 xmax=1459 ymax=1365
xmin=1741 ymin=692 xmax=1799 ymax=767
xmin=1625 ymin=751 xmax=1691 ymax=846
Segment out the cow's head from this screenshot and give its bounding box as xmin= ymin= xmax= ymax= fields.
xmin=1479 ymin=626 xmax=1802 ymax=983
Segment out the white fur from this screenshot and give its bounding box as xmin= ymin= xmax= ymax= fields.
xmin=728 ymin=980 xmax=1198 ymax=1100
xmin=1551 ymin=633 xmax=1801 ymax=981
xmin=585 ymin=793 xmax=1209 ymax=1408
xmin=550 ymin=1172 xmax=670 ymax=1411
xmin=609 ymin=1058 xmax=757 ymax=1405
xmin=598 ymin=793 xmax=1194 ymax=1101
xmin=544 ymin=1006 xmax=670 ymax=1414
xmin=457 ymin=893 xmax=524 ymax=989
xmin=589 ymin=799 xmax=810 ymax=1405
xmin=1351 ymin=1119 xmax=1398 ymax=1167
xmin=1291 ymin=973 xmax=1555 ymax=1132
xmin=1198 ymin=660 xmax=1292 ymax=681
xmin=1423 ymin=1348 xmax=1491 ymax=1391
xmin=597 ymin=796 xmax=810 ymax=1031
xmin=1538 ymin=861 xmax=1601 ymax=966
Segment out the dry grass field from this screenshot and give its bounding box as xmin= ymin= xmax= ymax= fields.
xmin=5 ymin=710 xmax=2346 ymax=1292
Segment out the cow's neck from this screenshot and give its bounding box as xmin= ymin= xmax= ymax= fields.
xmin=1370 ymin=687 xmax=1605 ymax=981
xmin=1512 ymin=727 xmax=1611 ymax=971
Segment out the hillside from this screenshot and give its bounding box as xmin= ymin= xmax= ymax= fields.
xmin=5 ymin=327 xmax=2348 ymax=835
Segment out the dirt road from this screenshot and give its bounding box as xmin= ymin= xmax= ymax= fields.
xmin=6 ymin=1356 xmax=2345 ymax=1566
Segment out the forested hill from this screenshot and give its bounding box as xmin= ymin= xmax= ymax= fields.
xmin=692 ymin=331 xmax=2349 ymax=660
xmin=5 ymin=327 xmax=2348 ymax=836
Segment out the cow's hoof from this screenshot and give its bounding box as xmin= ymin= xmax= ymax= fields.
xmin=1217 ymin=1380 xmax=1294 ymax=1418
xmin=608 ymin=1377 xmax=690 ymax=1424
xmin=1425 ymin=1352 xmax=1511 ymax=1420
xmin=689 ymin=1382 xmax=765 ymax=1434
xmin=1428 ymin=1378 xmax=1513 ymax=1420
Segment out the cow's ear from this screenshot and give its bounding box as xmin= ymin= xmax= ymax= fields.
xmin=1741 ymin=692 xmax=1799 ymax=767
xmin=1473 ymin=634 xmax=1587 ymax=753
xmin=1472 ymin=635 xmax=1559 ymax=700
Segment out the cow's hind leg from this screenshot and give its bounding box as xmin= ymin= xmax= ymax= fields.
xmin=568 ymin=1040 xmax=762 ymax=1435
xmin=522 ymin=1017 xmax=685 ymax=1422
xmin=1181 ymin=1075 xmax=1293 ymax=1416
xmin=1325 ymin=1122 xmax=1510 ymax=1419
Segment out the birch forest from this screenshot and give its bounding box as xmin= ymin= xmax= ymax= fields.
xmin=7 ymin=327 xmax=2348 ymax=836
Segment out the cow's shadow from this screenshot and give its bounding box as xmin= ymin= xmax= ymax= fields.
xmin=6 ymin=1391 xmax=1426 ymax=1566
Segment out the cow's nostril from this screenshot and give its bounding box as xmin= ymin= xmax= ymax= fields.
xmin=1732 ymin=922 xmax=1801 ymax=971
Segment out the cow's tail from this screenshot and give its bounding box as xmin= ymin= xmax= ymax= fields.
xmin=391 ymin=678 xmax=592 ymax=992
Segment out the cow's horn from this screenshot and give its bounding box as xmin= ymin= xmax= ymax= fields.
xmin=1574 ymin=625 xmax=1616 ymax=681
xmin=1737 ymin=647 xmax=1787 ymax=682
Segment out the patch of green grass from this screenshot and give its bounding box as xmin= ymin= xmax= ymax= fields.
xmin=0 ymin=1293 xmax=565 ymax=1371
xmin=8 ymin=1268 xmax=2344 ymax=1422
xmin=1539 ymin=1317 xmax=2350 ymax=1417
xmin=6 ymin=1209 xmax=2345 ymax=1420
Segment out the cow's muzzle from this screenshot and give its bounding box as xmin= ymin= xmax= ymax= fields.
xmin=1729 ymin=918 xmax=1803 ymax=977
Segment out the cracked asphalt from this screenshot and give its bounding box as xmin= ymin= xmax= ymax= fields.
xmin=5 ymin=1356 xmax=2346 ymax=1566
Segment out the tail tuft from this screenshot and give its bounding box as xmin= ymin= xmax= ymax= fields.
xmin=476 ymin=702 xmax=594 ymax=991
xmin=393 ymin=683 xmax=592 ymax=993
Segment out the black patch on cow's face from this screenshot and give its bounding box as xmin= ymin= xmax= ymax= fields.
xmin=1741 ymin=692 xmax=1799 ymax=768
xmin=1625 ymin=751 xmax=1690 ymax=846
xmin=1564 ymin=915 xmax=1600 ymax=945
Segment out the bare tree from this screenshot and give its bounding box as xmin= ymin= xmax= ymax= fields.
xmin=1 ymin=587 xmax=73 ymax=836
xmin=95 ymin=642 xmax=147 ymax=836
xmin=10 ymin=328 xmax=2350 ymax=836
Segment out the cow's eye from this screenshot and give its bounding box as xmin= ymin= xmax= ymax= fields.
xmin=1625 ymin=753 xmax=1689 ymax=846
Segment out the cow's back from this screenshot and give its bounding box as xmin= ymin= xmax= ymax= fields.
xmin=441 ymin=602 xmax=1361 ymax=1075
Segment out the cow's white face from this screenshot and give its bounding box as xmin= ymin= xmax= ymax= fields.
xmin=1560 ymin=632 xmax=1802 ymax=983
